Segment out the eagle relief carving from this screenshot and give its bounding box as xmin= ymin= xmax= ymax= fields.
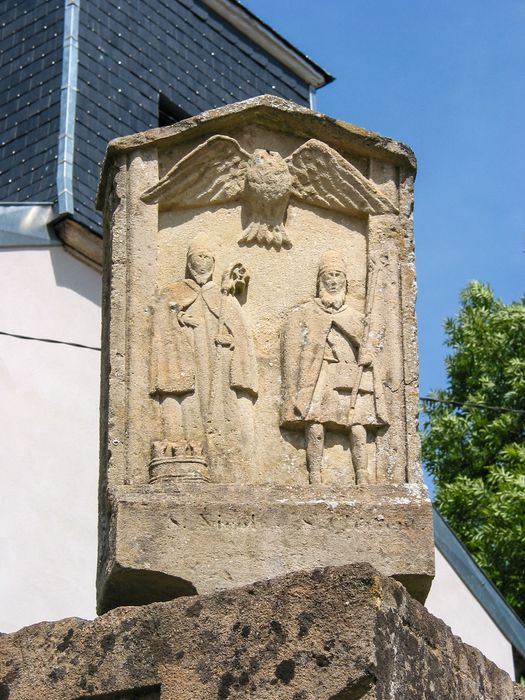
xmin=141 ymin=136 xmax=398 ymax=249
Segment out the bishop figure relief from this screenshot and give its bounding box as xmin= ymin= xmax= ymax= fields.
xmin=151 ymin=234 xmax=258 ymax=483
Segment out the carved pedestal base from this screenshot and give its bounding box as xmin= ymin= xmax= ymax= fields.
xmin=97 ymin=482 xmax=434 ymax=614
xmin=149 ymin=457 xmax=210 ymax=483
xmin=149 ymin=440 xmax=209 ymax=483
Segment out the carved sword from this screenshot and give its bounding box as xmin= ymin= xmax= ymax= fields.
xmin=347 ymin=256 xmax=379 ymax=426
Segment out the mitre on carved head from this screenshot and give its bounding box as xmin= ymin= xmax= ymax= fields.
xmin=318 ymin=250 xmax=347 ymax=276
xmin=187 ymin=233 xmax=214 ymax=260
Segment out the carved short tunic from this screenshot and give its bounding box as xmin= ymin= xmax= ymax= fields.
xmin=306 ymin=324 xmax=377 ymax=428
xmin=281 ymin=299 xmax=388 ymax=430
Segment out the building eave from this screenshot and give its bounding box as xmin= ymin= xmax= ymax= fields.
xmin=53 ymin=215 xmax=103 ymax=271
xmin=0 ymin=203 xmax=61 ymax=248
xmin=200 ymin=0 xmax=334 ymax=88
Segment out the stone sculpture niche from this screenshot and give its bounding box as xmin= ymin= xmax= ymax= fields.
xmin=96 ymin=96 xmax=434 ymax=613
xmin=141 ymin=133 xmax=399 ymax=488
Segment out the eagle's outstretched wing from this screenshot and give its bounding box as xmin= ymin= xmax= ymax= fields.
xmin=141 ymin=135 xmax=250 ymax=210
xmin=287 ymin=139 xmax=398 ymax=217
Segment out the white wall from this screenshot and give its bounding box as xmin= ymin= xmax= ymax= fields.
xmin=0 ymin=247 xmax=100 ymax=632
xmin=426 ymin=548 xmax=515 ymax=677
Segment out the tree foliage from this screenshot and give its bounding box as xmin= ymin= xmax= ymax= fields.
xmin=422 ymin=281 xmax=525 ymax=619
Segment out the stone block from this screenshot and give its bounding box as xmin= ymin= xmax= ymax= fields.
xmin=1 ymin=564 xmax=522 ymax=699
xmin=98 ymin=483 xmax=433 ymax=612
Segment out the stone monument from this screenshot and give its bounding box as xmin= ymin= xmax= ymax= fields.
xmin=96 ymin=95 xmax=434 ymax=613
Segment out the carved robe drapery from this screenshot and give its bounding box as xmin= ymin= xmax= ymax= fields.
xmin=152 ymin=278 xmax=258 ymax=480
xmin=281 ymin=300 xmax=388 ymax=430
xmin=153 ymin=279 xmax=258 ymax=399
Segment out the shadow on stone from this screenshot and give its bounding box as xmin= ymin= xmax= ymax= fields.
xmin=72 ymin=686 xmax=160 ymax=700
xmin=98 ymin=566 xmax=197 ymax=614
xmin=328 ymin=674 xmax=375 ymax=699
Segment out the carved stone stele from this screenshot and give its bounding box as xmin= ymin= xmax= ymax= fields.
xmin=96 ymin=95 xmax=434 ymax=613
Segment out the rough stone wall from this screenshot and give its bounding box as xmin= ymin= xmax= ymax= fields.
xmin=1 ymin=564 xmax=522 ymax=699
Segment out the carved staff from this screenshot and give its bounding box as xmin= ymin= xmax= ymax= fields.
xmin=207 ymin=262 xmax=250 ymax=429
xmin=347 ymin=257 xmax=379 ymax=425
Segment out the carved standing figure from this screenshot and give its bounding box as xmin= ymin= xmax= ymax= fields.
xmin=151 ymin=234 xmax=258 ymax=482
xmin=281 ymin=250 xmax=388 ymax=485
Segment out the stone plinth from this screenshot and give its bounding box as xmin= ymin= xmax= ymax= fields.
xmin=98 ymin=483 xmax=433 ymax=612
xmin=96 ymin=95 xmax=433 ymax=612
xmin=1 ymin=565 xmax=523 ymax=700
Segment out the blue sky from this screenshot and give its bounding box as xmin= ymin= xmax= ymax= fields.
xmin=244 ymin=0 xmax=525 ymax=396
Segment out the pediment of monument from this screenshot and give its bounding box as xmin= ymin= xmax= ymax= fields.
xmin=97 ymin=95 xmax=415 ymax=211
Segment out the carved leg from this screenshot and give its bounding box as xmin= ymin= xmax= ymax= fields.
xmin=350 ymin=424 xmax=369 ymax=485
xmin=306 ymin=422 xmax=324 ymax=484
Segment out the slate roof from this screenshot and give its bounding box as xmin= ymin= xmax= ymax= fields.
xmin=0 ymin=2 xmax=64 ymax=205
xmin=0 ymin=0 xmax=331 ymax=236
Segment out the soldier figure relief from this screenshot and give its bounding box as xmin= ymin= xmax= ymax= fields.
xmin=281 ymin=250 xmax=389 ymax=485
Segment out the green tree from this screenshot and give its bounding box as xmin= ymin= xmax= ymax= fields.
xmin=422 ymin=281 xmax=525 ymax=620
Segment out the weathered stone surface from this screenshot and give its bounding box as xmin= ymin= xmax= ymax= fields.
xmin=97 ymin=95 xmax=432 ymax=611
xmin=1 ymin=564 xmax=523 ymax=699
xmin=98 ymin=483 xmax=433 ymax=613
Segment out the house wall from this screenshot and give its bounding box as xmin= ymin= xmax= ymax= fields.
xmin=0 ymin=0 xmax=311 ymax=236
xmin=426 ymin=548 xmax=515 ymax=677
xmin=0 ymin=247 xmax=100 ymax=632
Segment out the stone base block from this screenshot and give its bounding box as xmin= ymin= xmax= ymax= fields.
xmin=2 ymin=564 xmax=523 ymax=699
xmin=97 ymin=483 xmax=434 ymax=613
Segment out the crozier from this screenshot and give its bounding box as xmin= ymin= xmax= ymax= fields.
xmin=96 ymin=96 xmax=434 ymax=612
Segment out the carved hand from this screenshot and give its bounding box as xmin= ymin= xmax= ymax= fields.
xmin=215 ymin=334 xmax=235 ymax=349
xmin=358 ymin=350 xmax=374 ymax=367
xmin=177 ymin=311 xmax=199 ymax=328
